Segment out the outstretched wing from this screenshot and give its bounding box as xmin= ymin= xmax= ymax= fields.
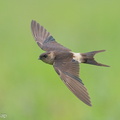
xmin=31 ymin=20 xmax=71 ymax=52
xmin=53 ymin=54 xmax=91 ymax=106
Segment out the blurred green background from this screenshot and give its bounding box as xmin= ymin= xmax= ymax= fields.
xmin=0 ymin=0 xmax=119 ymax=120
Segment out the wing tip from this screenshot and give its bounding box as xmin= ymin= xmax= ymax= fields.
xmin=86 ymin=102 xmax=92 ymax=106
xmin=31 ymin=20 xmax=36 ymax=27
xmin=80 ymin=97 xmax=92 ymax=106
xmin=31 ymin=20 xmax=50 ymax=37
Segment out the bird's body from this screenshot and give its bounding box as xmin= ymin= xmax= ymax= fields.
xmin=40 ymin=51 xmax=78 ymax=65
xmin=31 ymin=20 xmax=109 ymax=106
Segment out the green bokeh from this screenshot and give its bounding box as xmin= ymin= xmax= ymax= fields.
xmin=0 ymin=0 xmax=119 ymax=120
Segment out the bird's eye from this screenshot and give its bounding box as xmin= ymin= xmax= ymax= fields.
xmin=43 ymin=55 xmax=47 ymax=58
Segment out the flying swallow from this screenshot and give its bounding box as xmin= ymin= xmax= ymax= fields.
xmin=31 ymin=20 xmax=109 ymax=106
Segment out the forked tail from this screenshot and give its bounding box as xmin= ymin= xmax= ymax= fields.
xmin=80 ymin=50 xmax=110 ymax=67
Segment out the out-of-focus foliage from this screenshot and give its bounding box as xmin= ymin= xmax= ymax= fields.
xmin=0 ymin=0 xmax=119 ymax=120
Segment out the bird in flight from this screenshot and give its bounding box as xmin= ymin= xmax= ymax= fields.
xmin=31 ymin=20 xmax=109 ymax=106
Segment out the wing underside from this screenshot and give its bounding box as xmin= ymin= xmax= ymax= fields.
xmin=31 ymin=20 xmax=71 ymax=52
xmin=53 ymin=55 xmax=91 ymax=106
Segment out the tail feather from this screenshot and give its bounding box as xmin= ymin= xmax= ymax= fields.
xmin=80 ymin=50 xmax=110 ymax=67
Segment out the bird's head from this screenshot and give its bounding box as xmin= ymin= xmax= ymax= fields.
xmin=38 ymin=52 xmax=55 ymax=65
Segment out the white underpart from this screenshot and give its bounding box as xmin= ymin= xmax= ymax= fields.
xmin=72 ymin=52 xmax=83 ymax=63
